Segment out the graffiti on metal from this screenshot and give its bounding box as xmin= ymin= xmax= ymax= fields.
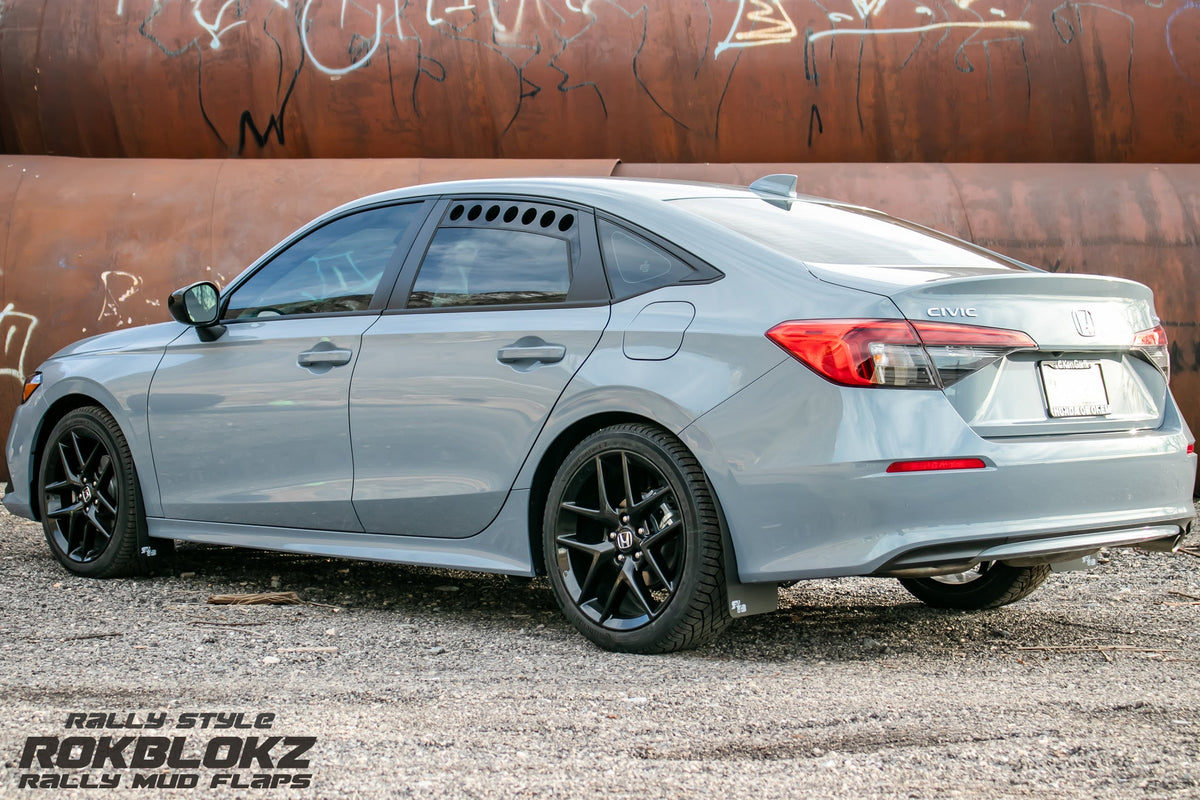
xmin=2 ymin=1 xmax=1195 ymax=162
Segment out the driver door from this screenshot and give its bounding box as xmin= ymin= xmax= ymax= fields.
xmin=146 ymin=201 xmax=428 ymax=530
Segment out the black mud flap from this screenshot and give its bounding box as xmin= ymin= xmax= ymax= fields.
xmin=715 ymin=494 xmax=778 ymax=618
xmin=135 ymin=496 xmax=174 ymax=575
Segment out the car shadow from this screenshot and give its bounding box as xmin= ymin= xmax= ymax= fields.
xmin=167 ymin=542 xmax=1089 ymax=663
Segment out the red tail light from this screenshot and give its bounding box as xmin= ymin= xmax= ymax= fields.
xmin=766 ymin=319 xmax=1036 ymax=389
xmin=1132 ymin=324 xmax=1169 ymax=380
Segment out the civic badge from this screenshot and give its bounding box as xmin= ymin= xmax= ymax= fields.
xmin=1072 ymin=309 xmax=1096 ymax=337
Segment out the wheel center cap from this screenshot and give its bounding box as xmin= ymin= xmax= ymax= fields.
xmin=80 ymin=485 xmax=93 ymax=504
xmin=615 ymin=527 xmax=636 ymax=552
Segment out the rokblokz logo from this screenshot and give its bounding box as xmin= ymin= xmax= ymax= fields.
xmin=16 ymin=711 xmax=314 ymax=790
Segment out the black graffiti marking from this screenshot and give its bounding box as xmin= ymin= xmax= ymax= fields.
xmin=808 ymin=103 xmax=824 ymax=147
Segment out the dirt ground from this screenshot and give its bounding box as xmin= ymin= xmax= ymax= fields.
xmin=1 ymin=506 xmax=1198 ymax=799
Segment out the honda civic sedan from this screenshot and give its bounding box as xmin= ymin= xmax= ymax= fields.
xmin=5 ymin=176 xmax=1195 ymax=652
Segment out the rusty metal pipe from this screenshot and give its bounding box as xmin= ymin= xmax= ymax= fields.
xmin=3 ymin=1 xmax=1199 ymax=163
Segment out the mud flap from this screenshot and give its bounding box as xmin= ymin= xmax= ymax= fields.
xmin=717 ymin=497 xmax=778 ymax=618
xmin=134 ymin=494 xmax=173 ymax=574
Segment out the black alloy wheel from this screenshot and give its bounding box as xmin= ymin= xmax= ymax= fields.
xmin=544 ymin=423 xmax=728 ymax=653
xmin=39 ymin=407 xmax=144 ymax=577
xmin=899 ymin=561 xmax=1051 ymax=610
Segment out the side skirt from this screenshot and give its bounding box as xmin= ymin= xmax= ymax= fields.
xmin=146 ymin=489 xmax=536 ymax=576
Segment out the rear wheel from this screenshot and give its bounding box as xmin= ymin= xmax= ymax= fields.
xmin=543 ymin=423 xmax=729 ymax=653
xmin=899 ymin=562 xmax=1050 ymax=610
xmin=38 ymin=407 xmax=145 ymax=578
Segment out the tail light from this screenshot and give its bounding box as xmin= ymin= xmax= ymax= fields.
xmin=766 ymin=319 xmax=1036 ymax=389
xmin=1132 ymin=324 xmax=1169 ymax=381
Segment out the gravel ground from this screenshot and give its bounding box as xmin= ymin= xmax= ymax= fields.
xmin=1 ymin=505 xmax=1199 ymax=799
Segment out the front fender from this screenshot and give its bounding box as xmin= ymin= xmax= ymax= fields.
xmin=6 ymin=344 xmax=173 ymax=519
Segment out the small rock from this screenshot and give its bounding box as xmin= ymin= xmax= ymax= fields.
xmin=325 ymin=629 xmax=337 ymax=637
xmin=428 ymin=646 xmax=446 ymax=655
xmin=179 ymin=572 xmax=196 ymax=579
xmin=270 ymin=576 xmax=281 ymax=589
xmin=622 ymin=697 xmax=649 ymax=705
xmin=435 ymin=585 xmax=460 ymax=593
xmin=262 ymin=656 xmax=280 ymax=665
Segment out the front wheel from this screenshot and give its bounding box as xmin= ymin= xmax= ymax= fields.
xmin=543 ymin=423 xmax=729 ymax=653
xmin=38 ymin=406 xmax=146 ymax=578
xmin=899 ymin=562 xmax=1050 ymax=610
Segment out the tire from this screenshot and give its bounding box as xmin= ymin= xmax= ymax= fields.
xmin=38 ymin=406 xmax=146 ymax=578
xmin=543 ymin=423 xmax=730 ymax=653
xmin=899 ymin=562 xmax=1050 ymax=610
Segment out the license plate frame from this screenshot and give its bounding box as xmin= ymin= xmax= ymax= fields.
xmin=1039 ymin=360 xmax=1110 ymax=418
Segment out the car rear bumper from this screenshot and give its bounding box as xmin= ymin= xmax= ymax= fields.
xmin=682 ymin=361 xmax=1197 ymax=583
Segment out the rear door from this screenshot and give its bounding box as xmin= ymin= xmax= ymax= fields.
xmin=147 ymin=201 xmax=430 ymax=530
xmin=350 ymin=197 xmax=610 ymax=537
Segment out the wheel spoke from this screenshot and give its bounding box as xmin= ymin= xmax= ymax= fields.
xmin=555 ymin=533 xmax=616 ymax=559
xmin=641 ymin=518 xmax=682 ymax=549
xmin=82 ymin=505 xmax=112 ymax=541
xmin=69 ymin=432 xmax=87 ymax=476
xmin=46 ymin=500 xmax=84 ymax=519
xmin=56 ymin=442 xmax=82 ymax=486
xmin=620 ymin=453 xmax=635 ymax=514
xmin=92 ymin=457 xmax=113 ymax=487
xmin=593 ymin=455 xmax=612 ymax=515
xmin=640 ymin=550 xmax=674 ymax=593
xmin=93 ymin=489 xmax=117 ymax=516
xmin=598 ymin=575 xmax=625 ymax=624
xmin=620 ymin=562 xmax=656 ymax=617
xmin=630 ymin=485 xmax=671 ymax=515
xmin=560 ymin=502 xmax=609 ymax=523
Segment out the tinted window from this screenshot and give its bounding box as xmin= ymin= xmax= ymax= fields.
xmin=408 ymin=227 xmax=571 ymax=309
xmin=224 ymin=204 xmax=421 ymax=319
xmin=672 ymin=198 xmax=1022 ymax=272
xmin=597 ymin=220 xmax=700 ymax=300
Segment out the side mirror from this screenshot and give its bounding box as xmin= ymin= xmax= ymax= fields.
xmin=168 ymin=281 xmax=225 ymax=341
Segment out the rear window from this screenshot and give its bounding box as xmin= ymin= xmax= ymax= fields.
xmin=671 ymin=197 xmax=1023 ymax=273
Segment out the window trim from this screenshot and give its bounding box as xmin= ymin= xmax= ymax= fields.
xmin=217 ymin=198 xmax=436 ymax=324
xmin=593 ymin=212 xmax=724 ymax=303
xmin=384 ymin=195 xmax=610 ymax=312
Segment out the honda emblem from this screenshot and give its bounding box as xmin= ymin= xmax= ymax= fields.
xmin=1072 ymin=309 xmax=1096 ymax=337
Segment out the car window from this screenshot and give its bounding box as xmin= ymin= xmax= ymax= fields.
xmin=224 ymin=204 xmax=422 ymax=319
xmin=597 ymin=220 xmax=702 ymax=301
xmin=407 ymin=227 xmax=572 ymax=309
xmin=671 ymin=197 xmax=1022 ymax=271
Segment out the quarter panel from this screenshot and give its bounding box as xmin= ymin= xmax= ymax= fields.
xmin=682 ymin=359 xmax=1195 ymax=582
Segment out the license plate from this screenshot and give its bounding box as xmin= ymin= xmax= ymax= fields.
xmin=1040 ymin=360 xmax=1110 ymax=418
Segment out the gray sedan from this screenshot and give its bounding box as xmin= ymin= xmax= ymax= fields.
xmin=5 ymin=176 xmax=1195 ymax=652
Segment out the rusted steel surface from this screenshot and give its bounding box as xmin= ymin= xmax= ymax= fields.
xmin=0 ymin=157 xmax=1197 ymax=486
xmin=2 ymin=1 xmax=1199 ymax=163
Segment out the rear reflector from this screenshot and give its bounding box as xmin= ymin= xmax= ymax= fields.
xmin=1188 ymin=444 xmax=1195 ymax=455
xmin=886 ymin=458 xmax=987 ymax=473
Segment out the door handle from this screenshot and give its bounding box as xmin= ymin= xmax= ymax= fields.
xmin=497 ymin=344 xmax=566 ymax=364
xmin=298 ymin=348 xmax=353 ymax=368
